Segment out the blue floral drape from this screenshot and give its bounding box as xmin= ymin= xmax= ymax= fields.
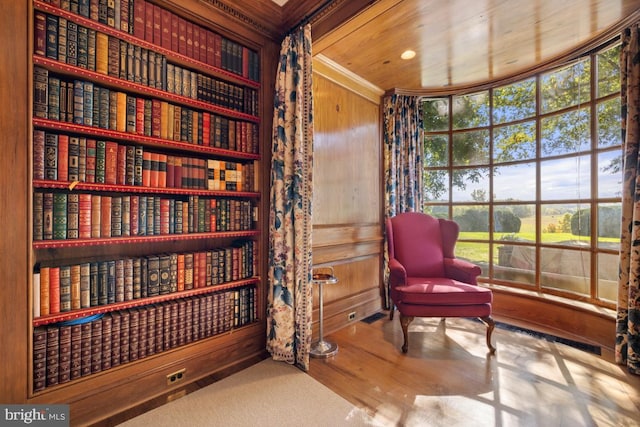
xmin=382 ymin=94 xmax=424 ymax=307
xmin=617 ymin=23 xmax=640 ymax=376
xmin=266 ymin=24 xmax=314 ymax=371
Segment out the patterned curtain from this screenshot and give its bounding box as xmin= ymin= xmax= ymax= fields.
xmin=266 ymin=24 xmax=314 ymax=371
xmin=382 ymin=94 xmax=424 ymax=307
xmin=617 ymin=23 xmax=640 ymax=376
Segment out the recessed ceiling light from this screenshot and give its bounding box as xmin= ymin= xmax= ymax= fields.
xmin=401 ymin=50 xmax=416 ymax=60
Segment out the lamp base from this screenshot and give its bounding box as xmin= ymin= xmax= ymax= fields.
xmin=310 ymin=340 xmax=338 ymax=358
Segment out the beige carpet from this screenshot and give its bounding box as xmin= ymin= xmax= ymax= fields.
xmin=117 ymin=358 xmax=376 ymax=427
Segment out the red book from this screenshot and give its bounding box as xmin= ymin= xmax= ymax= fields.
xmin=104 ymin=141 xmax=118 ymax=185
xmin=49 ymin=267 xmax=61 ymax=314
xmin=144 ymin=1 xmax=154 ymax=43
xmin=214 ymin=33 xmax=222 ymax=68
xmin=34 ymin=11 xmax=46 ymax=56
xmin=161 ymin=9 xmax=171 ymax=49
xmin=193 ymin=25 xmax=200 ymax=62
xmin=177 ymin=254 xmax=185 ymax=291
xmin=135 ymin=97 xmax=145 ymax=135
xmin=199 ymin=27 xmax=207 ymax=64
xmin=206 ymin=30 xmax=215 ymax=66
xmin=186 ymin=21 xmax=193 ymax=59
xmin=130 ymin=195 xmax=139 ymax=236
xmin=242 ymin=46 xmax=250 ymax=79
xmin=151 ymin=99 xmax=161 ymax=138
xmin=100 ymin=196 xmax=112 ymax=237
xmin=193 ymin=251 xmax=200 ymax=288
xmin=133 ymin=0 xmax=146 ymax=40
xmin=91 ymin=195 xmax=101 ymax=238
xmin=178 ymin=18 xmax=186 ymax=56
xmin=171 ymin=14 xmax=179 ymax=53
xmin=160 ymin=199 xmax=170 ymax=234
xmin=153 ymin=4 xmax=162 ymax=46
xmin=202 ymin=113 xmax=210 ymax=147
xmin=117 ymin=144 xmax=127 ymax=185
xmin=78 ymin=193 xmax=92 ymax=239
xmin=166 ymin=155 xmax=175 ymax=188
xmin=198 ymin=252 xmax=206 ymax=289
xmin=58 ymin=134 xmax=69 ymax=182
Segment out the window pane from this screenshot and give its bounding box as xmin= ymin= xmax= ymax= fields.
xmin=452 ymin=130 xmax=489 ymax=166
xmin=597 ymin=252 xmax=617 ymax=302
xmin=598 ymin=97 xmax=622 ymax=148
xmin=494 ymin=204 xmax=535 ymax=242
xmin=540 ymin=203 xmax=590 ymax=246
xmin=493 ymin=163 xmax=536 ymax=202
xmin=541 ymin=247 xmax=590 ymax=296
xmin=597 ymin=43 xmax=621 ymax=98
xmin=493 ymin=243 xmax=536 ymax=285
xmin=540 ymin=155 xmax=591 ymax=200
xmin=454 ymin=205 xmax=490 ymax=234
xmin=452 ymin=168 xmax=490 ymax=202
xmin=452 ymin=91 xmax=489 ymax=129
xmin=541 ymin=59 xmax=591 ymax=114
xmin=597 ymin=203 xmax=621 ymax=249
xmin=423 ymin=98 xmax=449 ymax=131
xmin=541 ymin=107 xmax=591 ymax=156
xmin=424 ymin=170 xmax=450 ymax=202
xmin=424 ymin=135 xmax=449 ymax=166
xmin=455 ymin=241 xmax=489 ymax=276
xmin=494 ymin=121 xmax=536 ymax=162
xmin=424 ymin=205 xmax=449 ymax=218
xmin=493 ymin=78 xmax=536 ymax=124
xmin=597 ymin=151 xmax=622 ymax=198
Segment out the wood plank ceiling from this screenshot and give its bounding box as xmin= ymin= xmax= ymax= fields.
xmin=264 ymin=0 xmax=640 ymax=94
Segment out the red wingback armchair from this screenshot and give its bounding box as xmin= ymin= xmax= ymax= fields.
xmin=386 ymin=212 xmax=496 ymax=354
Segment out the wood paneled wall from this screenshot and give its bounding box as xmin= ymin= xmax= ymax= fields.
xmin=311 ymin=58 xmax=385 ymax=336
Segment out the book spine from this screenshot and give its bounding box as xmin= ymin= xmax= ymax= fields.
xmin=79 ymin=262 xmax=90 ymax=308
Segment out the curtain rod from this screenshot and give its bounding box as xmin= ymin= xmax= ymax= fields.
xmin=286 ymin=0 xmax=335 ymax=35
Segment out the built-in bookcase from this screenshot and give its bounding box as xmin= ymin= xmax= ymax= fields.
xmin=29 ymin=0 xmax=265 ymax=405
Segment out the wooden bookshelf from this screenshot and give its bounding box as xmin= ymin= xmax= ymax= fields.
xmin=23 ymin=0 xmax=272 ymax=423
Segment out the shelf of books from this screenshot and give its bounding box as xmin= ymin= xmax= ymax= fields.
xmin=30 ymin=0 xmax=264 ymax=395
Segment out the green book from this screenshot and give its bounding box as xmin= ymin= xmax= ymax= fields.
xmin=95 ymin=140 xmax=106 ymax=183
xmin=52 ymin=193 xmax=67 ymax=240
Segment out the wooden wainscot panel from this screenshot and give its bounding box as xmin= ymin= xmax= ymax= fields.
xmin=312 ymin=257 xmax=382 ymax=338
xmin=313 ymin=223 xmax=381 ymax=248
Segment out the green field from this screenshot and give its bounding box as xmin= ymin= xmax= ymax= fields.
xmin=455 ymin=215 xmax=619 ymax=263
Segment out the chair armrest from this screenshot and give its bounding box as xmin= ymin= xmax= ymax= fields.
xmin=388 ymin=258 xmax=407 ymax=287
xmin=444 ymin=258 xmax=481 ymax=286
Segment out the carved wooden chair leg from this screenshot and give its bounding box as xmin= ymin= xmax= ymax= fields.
xmin=399 ymin=314 xmax=414 ymax=353
xmin=479 ymin=316 xmax=497 ymax=354
xmin=389 ymin=304 xmax=395 ymax=320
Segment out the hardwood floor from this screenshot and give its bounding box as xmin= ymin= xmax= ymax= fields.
xmin=307 ymin=312 xmax=640 ymax=427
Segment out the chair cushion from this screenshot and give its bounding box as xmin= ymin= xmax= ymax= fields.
xmin=394 ymin=278 xmax=492 ymax=306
